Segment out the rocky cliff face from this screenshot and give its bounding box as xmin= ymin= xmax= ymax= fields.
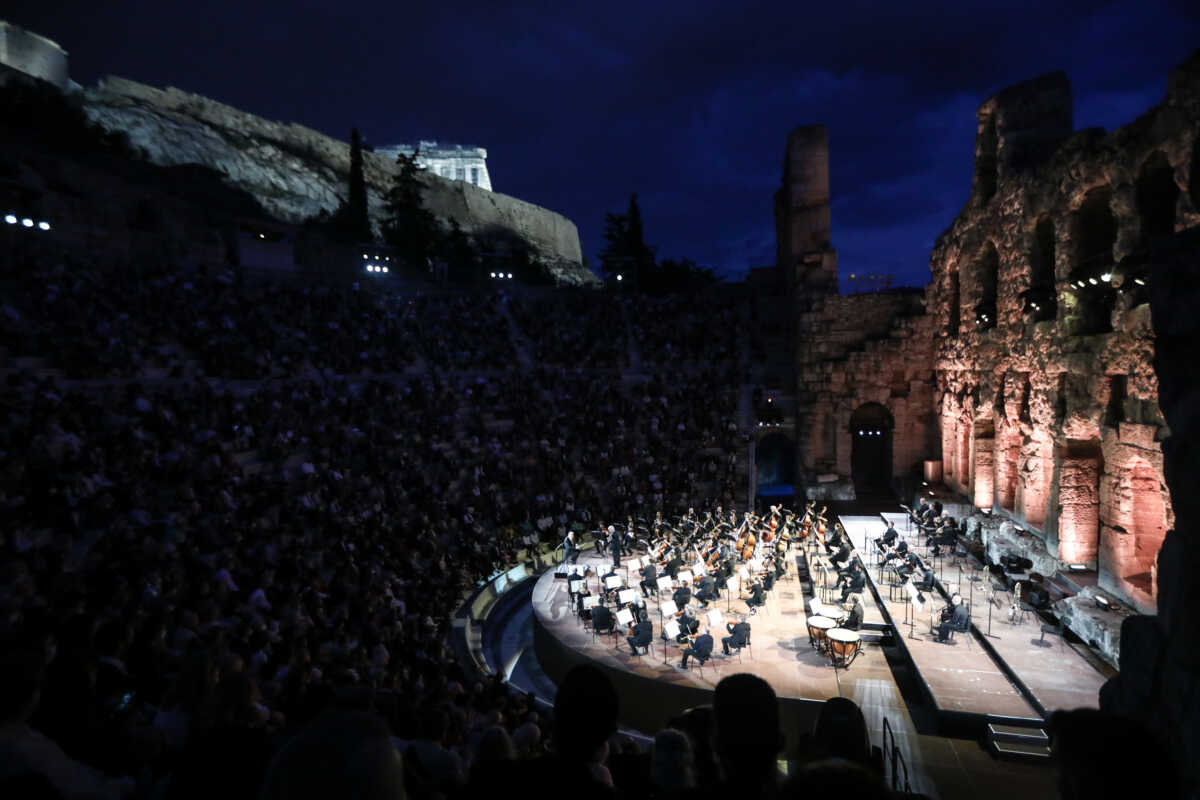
xmin=81 ymin=76 xmax=596 ymax=286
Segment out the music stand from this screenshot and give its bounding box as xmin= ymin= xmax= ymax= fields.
xmin=663 ymin=619 xmax=680 ymax=664
xmin=725 ymin=576 xmax=737 ymax=612
xmin=582 ymin=596 xmax=600 ymax=641
xmin=618 ymin=588 xmax=638 ymax=607
xmin=659 ymin=598 xmax=678 ymax=642
xmin=707 ymin=609 xmax=724 ymax=629
xmin=568 ymin=578 xmax=583 ymax=614
xmin=677 ymin=570 xmax=693 ymax=586
xmin=692 ymin=560 xmax=706 ymax=576
xmin=616 ymin=607 xmax=634 ymax=643
xmin=904 ymin=580 xmax=924 ymax=640
xmin=656 ymin=575 xmax=674 ymax=596
xmin=626 ymin=557 xmax=642 ymax=585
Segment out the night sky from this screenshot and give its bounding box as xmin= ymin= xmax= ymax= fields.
xmin=9 ymin=1 xmax=1200 ymax=286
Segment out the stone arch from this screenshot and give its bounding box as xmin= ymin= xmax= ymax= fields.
xmin=1136 ymin=151 xmax=1179 ymax=245
xmin=974 ymin=242 xmax=999 ymax=330
xmin=1024 ymin=218 xmax=1057 ymax=322
xmin=957 ymin=415 xmax=973 ymax=492
xmin=755 ymin=432 xmax=796 ymax=490
xmin=1069 ymin=188 xmax=1117 ymax=335
xmin=849 ymin=402 xmax=894 ymax=495
xmin=973 ymin=418 xmax=996 ymax=509
xmin=976 ymin=115 xmax=998 ymax=205
xmin=997 ymin=425 xmax=1020 ymax=511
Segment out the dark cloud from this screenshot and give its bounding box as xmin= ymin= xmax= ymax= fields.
xmin=7 ymin=0 xmax=1200 ymax=286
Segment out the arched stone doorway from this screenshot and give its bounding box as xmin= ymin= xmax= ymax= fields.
xmin=755 ymin=433 xmax=796 ymax=502
xmin=850 ymin=403 xmax=894 ymax=496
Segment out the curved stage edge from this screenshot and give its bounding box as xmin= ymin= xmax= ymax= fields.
xmin=532 ymin=565 xmax=824 ymax=758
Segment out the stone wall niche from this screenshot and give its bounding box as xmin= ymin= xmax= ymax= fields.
xmin=1099 ymin=456 xmax=1169 ymax=611
xmin=973 ymin=420 xmax=996 ymax=509
xmin=1135 ymin=151 xmax=1179 ymax=244
xmin=1068 ymin=188 xmax=1118 ymax=335
xmin=1058 ymin=440 xmax=1101 ymax=565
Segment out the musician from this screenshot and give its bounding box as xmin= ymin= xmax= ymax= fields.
xmin=639 ymin=561 xmax=659 ymax=598
xmin=876 ymin=521 xmax=898 ymax=551
xmin=695 ymin=574 xmax=718 ymax=607
xmin=830 ymin=539 xmax=853 ymax=569
xmin=675 ymin=609 xmax=700 ymax=642
xmin=575 ymin=583 xmax=594 ymax=619
xmin=773 ymin=551 xmax=787 ymax=581
xmin=679 ymin=625 xmax=713 ymax=669
xmin=931 ymin=517 xmax=955 ymax=557
xmin=601 ymin=567 xmax=621 ymax=602
xmin=562 ymin=530 xmax=580 ymax=564
xmin=745 ymin=578 xmax=766 ymax=615
xmin=761 ymin=568 xmax=776 ymax=593
xmin=722 ymin=616 xmax=751 ymax=656
xmin=591 ymin=603 xmax=615 ymax=634
xmin=882 ymin=538 xmax=909 ymax=565
xmin=913 ymin=563 xmax=936 ymax=593
xmin=839 ymin=564 xmax=866 ymax=603
xmin=936 ymin=593 xmax=969 ymax=642
xmin=608 ymin=525 xmax=622 ymax=568
xmin=663 ymin=550 xmax=683 ymax=581
xmin=627 ymin=617 xmax=653 ymax=655
xmin=843 ymin=594 xmax=865 ymax=631
xmin=896 ymin=551 xmax=923 ymax=582
xmin=673 ymin=582 xmax=693 ymax=610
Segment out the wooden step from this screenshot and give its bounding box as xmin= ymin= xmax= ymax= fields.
xmin=991 ymin=739 xmax=1051 ymax=761
xmin=988 ymin=723 xmax=1049 ymax=745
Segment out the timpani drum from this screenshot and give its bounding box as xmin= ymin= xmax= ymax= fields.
xmin=826 ymin=627 xmax=862 ymax=668
xmin=807 ymin=615 xmax=835 ymax=653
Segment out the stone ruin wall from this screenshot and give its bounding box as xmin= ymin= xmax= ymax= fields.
xmin=928 ymin=58 xmax=1200 ymax=613
xmin=790 ymin=52 xmax=1200 ymax=616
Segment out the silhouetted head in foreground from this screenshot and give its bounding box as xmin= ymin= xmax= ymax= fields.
xmin=713 ymin=673 xmax=783 ymax=785
xmin=260 ymin=711 xmax=405 ymax=800
xmin=554 ymin=664 xmax=619 ymax=765
xmin=1049 ymin=708 xmax=1177 ymax=800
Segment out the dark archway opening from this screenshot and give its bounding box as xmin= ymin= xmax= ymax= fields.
xmin=976 ymin=116 xmax=998 ymax=206
xmin=1190 ymin=144 xmax=1200 ymax=211
xmin=756 ymin=433 xmax=796 ymax=501
xmin=974 ymin=242 xmax=999 ymax=330
xmin=1069 ymin=189 xmax=1117 ymax=335
xmin=850 ymin=403 xmax=894 ymax=497
xmin=1023 ymin=218 xmax=1057 ymax=322
xmin=1136 ymin=151 xmax=1178 ymax=245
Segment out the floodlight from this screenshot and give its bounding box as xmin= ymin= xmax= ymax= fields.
xmin=1089 ymin=278 xmax=1098 ymax=285
xmin=507 ymin=273 xmax=513 ymax=279
xmin=382 ymin=267 xmax=388 ymax=273
xmin=38 ymin=221 xmax=50 ymax=231
xmin=1134 ymin=278 xmax=1145 ymax=286
xmin=4 ymin=214 xmax=15 ymax=224
xmin=490 ymin=272 xmax=496 ymax=278
xmin=1100 ymin=272 xmax=1111 ymax=282
xmin=21 ymin=218 xmax=33 ymax=227
xmin=616 ymin=274 xmax=623 ymax=281
xmin=363 ymin=254 xmax=368 ymax=259
xmin=259 ymin=233 xmax=265 ymax=239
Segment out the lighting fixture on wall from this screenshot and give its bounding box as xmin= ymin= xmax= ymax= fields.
xmin=1067 ymin=563 xmax=1088 ymax=572
xmin=1095 ymin=595 xmax=1111 ymax=609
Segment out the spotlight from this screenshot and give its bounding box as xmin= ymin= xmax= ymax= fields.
xmin=259 ymin=233 xmax=265 ymax=239
xmin=490 ymin=272 xmax=496 ymax=278
xmin=385 ymin=256 xmax=390 ymax=261
xmin=1101 ymin=272 xmax=1111 ymax=282
xmin=1134 ymin=278 xmax=1145 ymax=286
xmin=4 ymin=214 xmax=15 ymax=224
xmin=1067 ymin=563 xmax=1088 ymax=572
xmin=382 ymin=267 xmax=388 ymax=273
xmin=1089 ymin=278 xmax=1098 ymax=285
xmin=21 ymin=218 xmax=33 ymax=227
xmin=616 ymin=274 xmax=623 ymax=282
xmin=363 ymin=254 xmax=369 ymax=259
xmin=1095 ymin=595 xmax=1111 ymax=609
xmin=507 ymin=273 xmax=513 ymax=279
xmin=38 ymin=221 xmax=50 ymax=231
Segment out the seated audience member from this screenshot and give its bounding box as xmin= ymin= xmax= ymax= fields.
xmin=1049 ymin=709 xmax=1178 ymax=800
xmin=781 ymin=759 xmax=890 ymax=800
xmin=527 ymin=665 xmax=619 ymax=799
xmin=711 ymin=674 xmax=783 ymax=797
xmin=259 ymin=711 xmax=406 ymax=800
xmin=650 ymin=728 xmax=695 ymax=797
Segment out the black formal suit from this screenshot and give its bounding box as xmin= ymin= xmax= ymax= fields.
xmin=936 ymin=604 xmax=969 ymax=641
xmin=722 ymin=621 xmax=750 ymax=654
xmin=675 ymin=613 xmax=699 ymax=642
xmin=878 ymin=526 xmax=898 ymax=549
xmin=840 ymin=569 xmax=865 ymax=602
xmin=746 ymin=583 xmax=766 ymax=612
xmin=695 ymin=575 xmax=717 ymax=605
xmin=673 ymin=586 xmax=692 ymax=609
xmin=627 ymin=620 xmax=652 ymax=654
xmin=680 ymin=633 xmax=713 ymax=667
xmin=591 ymin=604 xmax=615 ymax=634
xmin=844 ymin=602 xmax=864 ymax=631
xmin=610 ymin=534 xmax=623 ymax=568
xmin=665 ymin=556 xmax=683 ymax=580
xmin=640 ymin=563 xmax=658 ymax=596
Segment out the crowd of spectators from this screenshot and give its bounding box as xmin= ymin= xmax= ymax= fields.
xmin=626 ymin=294 xmax=741 ymax=367
xmin=506 ymin=291 xmax=625 ymax=368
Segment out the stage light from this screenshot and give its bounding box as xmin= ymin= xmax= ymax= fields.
xmin=4 ymin=214 xmax=15 ymax=224
xmin=21 ymin=218 xmax=33 ymax=227
xmin=616 ymin=274 xmax=623 ymax=281
xmin=385 ymin=256 xmax=390 ymax=261
xmin=1101 ymin=272 xmax=1111 ymax=282
xmin=1134 ymin=278 xmax=1145 ymax=286
xmin=507 ymin=273 xmax=513 ymax=279
xmin=38 ymin=221 xmax=50 ymax=231
xmin=1067 ymin=563 xmax=1087 ymax=572
xmin=1095 ymin=595 xmax=1110 ymax=609
xmin=259 ymin=233 xmax=265 ymax=239
xmin=1089 ymin=278 xmax=1098 ymax=285
xmin=382 ymin=267 xmax=388 ymax=273
xmin=363 ymin=254 xmax=368 ymax=259
xmin=490 ymin=272 xmax=496 ymax=278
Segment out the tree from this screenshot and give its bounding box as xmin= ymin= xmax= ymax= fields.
xmin=382 ymin=149 xmax=440 ymax=269
xmin=598 ymin=193 xmax=655 ymax=283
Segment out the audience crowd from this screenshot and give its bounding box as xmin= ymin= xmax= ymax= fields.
xmin=1 ymin=247 xmax=1170 ymax=799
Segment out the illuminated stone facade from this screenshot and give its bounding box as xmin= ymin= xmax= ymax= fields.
xmin=376 ymin=141 xmax=493 ymax=192
xmin=791 ymin=52 xmax=1200 ymax=615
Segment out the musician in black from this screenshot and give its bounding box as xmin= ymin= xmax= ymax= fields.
xmin=673 ymin=582 xmax=692 ymax=609
xmin=896 ymin=551 xmax=923 ymax=582
xmin=722 ymin=617 xmax=751 ymax=655
xmin=562 ymin=530 xmax=580 ymax=564
xmin=936 ymin=593 xmax=969 ymax=642
xmin=627 ymin=618 xmax=653 ymax=655
xmin=882 ymin=538 xmax=909 ymax=566
xmin=773 ymin=551 xmax=787 ymax=581
xmin=639 ymin=561 xmax=659 ymax=597
xmin=839 ymin=564 xmax=866 ymax=603
xmin=675 ymin=609 xmax=700 ymax=642
xmin=664 ymin=550 xmax=683 ymax=581
xmin=601 ymin=567 xmax=621 ymax=603
xmin=591 ymin=603 xmax=615 ymax=634
xmin=745 ymin=578 xmax=766 ymax=615
xmin=913 ymin=563 xmax=936 ymax=593
xmin=679 ymin=626 xmax=713 ymax=669
xmin=877 ymin=521 xmax=898 ymax=551
xmin=608 ymin=525 xmax=622 ymax=568
xmin=695 ymin=574 xmax=718 ymax=607
xmin=842 ymin=594 xmax=865 ymax=631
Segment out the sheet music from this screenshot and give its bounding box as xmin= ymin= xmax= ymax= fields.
xmin=659 ymin=600 xmax=678 ymax=616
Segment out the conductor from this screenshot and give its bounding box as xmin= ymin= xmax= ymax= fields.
xmin=609 ymin=525 xmax=622 ymax=569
